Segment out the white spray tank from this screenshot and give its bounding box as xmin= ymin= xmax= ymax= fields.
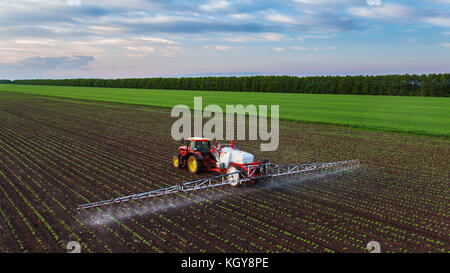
xmin=217 ymin=146 xmax=254 ymax=169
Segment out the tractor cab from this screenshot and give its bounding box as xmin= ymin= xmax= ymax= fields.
xmin=178 ymin=137 xmax=211 ymax=156
xmin=187 ymin=138 xmax=211 ymax=153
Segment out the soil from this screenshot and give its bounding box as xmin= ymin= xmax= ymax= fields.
xmin=0 ymin=91 xmax=448 ymax=253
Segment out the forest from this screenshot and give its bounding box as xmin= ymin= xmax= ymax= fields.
xmin=6 ymin=74 xmax=449 ymax=97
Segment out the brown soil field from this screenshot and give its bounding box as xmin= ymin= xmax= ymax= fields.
xmin=0 ymin=91 xmax=448 ymax=253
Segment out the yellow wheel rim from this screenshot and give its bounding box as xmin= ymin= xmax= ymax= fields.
xmin=188 ymin=157 xmax=197 ymax=172
xmin=173 ymin=156 xmax=179 ymax=168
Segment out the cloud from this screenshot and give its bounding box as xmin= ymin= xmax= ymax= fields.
xmin=0 ymin=0 xmax=448 ymax=78
xmin=0 ymin=54 xmax=95 ymax=78
xmin=0 ymin=54 xmax=96 ymax=78
xmin=366 ymin=0 xmax=381 ymax=6
xmin=204 ymin=45 xmax=231 ymax=51
xmin=19 ymin=55 xmax=94 ymax=70
xmin=293 ymin=0 xmax=349 ymax=4
xmin=125 ymin=46 xmax=155 ymax=53
xmin=0 ymin=0 xmax=354 ymax=39
xmin=134 ymin=37 xmax=177 ymax=44
xmin=298 ymin=34 xmax=334 ymax=42
xmin=200 ymin=0 xmax=231 ymax=12
xmin=260 ymin=33 xmax=286 ymax=41
xmin=349 ymin=3 xmax=412 ymax=19
xmin=225 ymin=32 xmax=286 ymax=42
xmin=441 ymin=43 xmax=450 ymax=47
xmin=91 ymin=39 xmax=125 ymax=46
xmin=15 ymin=39 xmax=58 ymax=46
xmin=229 ymin=13 xmax=253 ymax=20
xmin=224 ymin=36 xmax=250 ymax=42
xmin=290 ymin=46 xmax=309 ymax=50
xmin=66 ymin=0 xmax=81 ymax=6
xmin=265 ymin=12 xmax=297 ymax=24
xmin=425 ymin=17 xmax=450 ymax=27
xmin=118 ymin=19 xmax=274 ymax=34
xmin=160 ymin=45 xmax=183 ymax=57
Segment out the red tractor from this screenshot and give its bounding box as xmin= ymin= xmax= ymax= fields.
xmin=173 ymin=137 xmax=266 ymax=186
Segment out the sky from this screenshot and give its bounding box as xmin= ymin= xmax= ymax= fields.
xmin=0 ymin=0 xmax=449 ymax=79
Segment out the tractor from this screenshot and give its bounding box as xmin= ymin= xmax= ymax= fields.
xmin=172 ymin=137 xmax=266 ymax=186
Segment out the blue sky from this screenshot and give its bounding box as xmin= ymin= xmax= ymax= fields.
xmin=0 ymin=0 xmax=449 ymax=79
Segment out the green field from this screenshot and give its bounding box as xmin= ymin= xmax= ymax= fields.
xmin=1 ymin=84 xmax=448 ymax=137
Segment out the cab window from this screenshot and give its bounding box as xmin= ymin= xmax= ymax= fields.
xmin=197 ymin=141 xmax=210 ymax=151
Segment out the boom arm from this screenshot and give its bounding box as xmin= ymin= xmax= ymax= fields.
xmin=77 ymin=160 xmax=359 ymax=210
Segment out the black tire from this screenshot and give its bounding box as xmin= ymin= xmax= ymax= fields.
xmin=187 ymin=155 xmax=201 ymax=174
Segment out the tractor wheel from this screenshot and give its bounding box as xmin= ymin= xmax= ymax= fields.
xmin=173 ymin=155 xmax=182 ymax=169
xmin=187 ymin=155 xmax=200 ymax=174
xmin=226 ymin=166 xmax=241 ymax=186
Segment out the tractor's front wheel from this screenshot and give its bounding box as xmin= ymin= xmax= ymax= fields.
xmin=226 ymin=166 xmax=241 ymax=186
xmin=187 ymin=155 xmax=200 ymax=174
xmin=173 ymin=155 xmax=182 ymax=169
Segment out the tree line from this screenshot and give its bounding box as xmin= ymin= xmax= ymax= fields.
xmin=8 ymin=74 xmax=450 ymax=96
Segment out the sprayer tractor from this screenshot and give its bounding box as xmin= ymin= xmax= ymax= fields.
xmin=172 ymin=137 xmax=266 ymax=186
xmin=77 ymin=137 xmax=359 ymax=210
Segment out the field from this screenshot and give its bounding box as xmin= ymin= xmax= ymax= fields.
xmin=0 ymin=91 xmax=448 ymax=253
xmin=0 ymin=84 xmax=449 ymax=137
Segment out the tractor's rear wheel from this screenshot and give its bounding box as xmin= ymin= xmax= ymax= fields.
xmin=173 ymin=155 xmax=182 ymax=169
xmin=226 ymin=166 xmax=241 ymax=186
xmin=187 ymin=155 xmax=200 ymax=174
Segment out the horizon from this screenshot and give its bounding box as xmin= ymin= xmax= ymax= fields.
xmin=3 ymin=72 xmax=449 ymax=81
xmin=0 ymin=0 xmax=449 ymax=79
